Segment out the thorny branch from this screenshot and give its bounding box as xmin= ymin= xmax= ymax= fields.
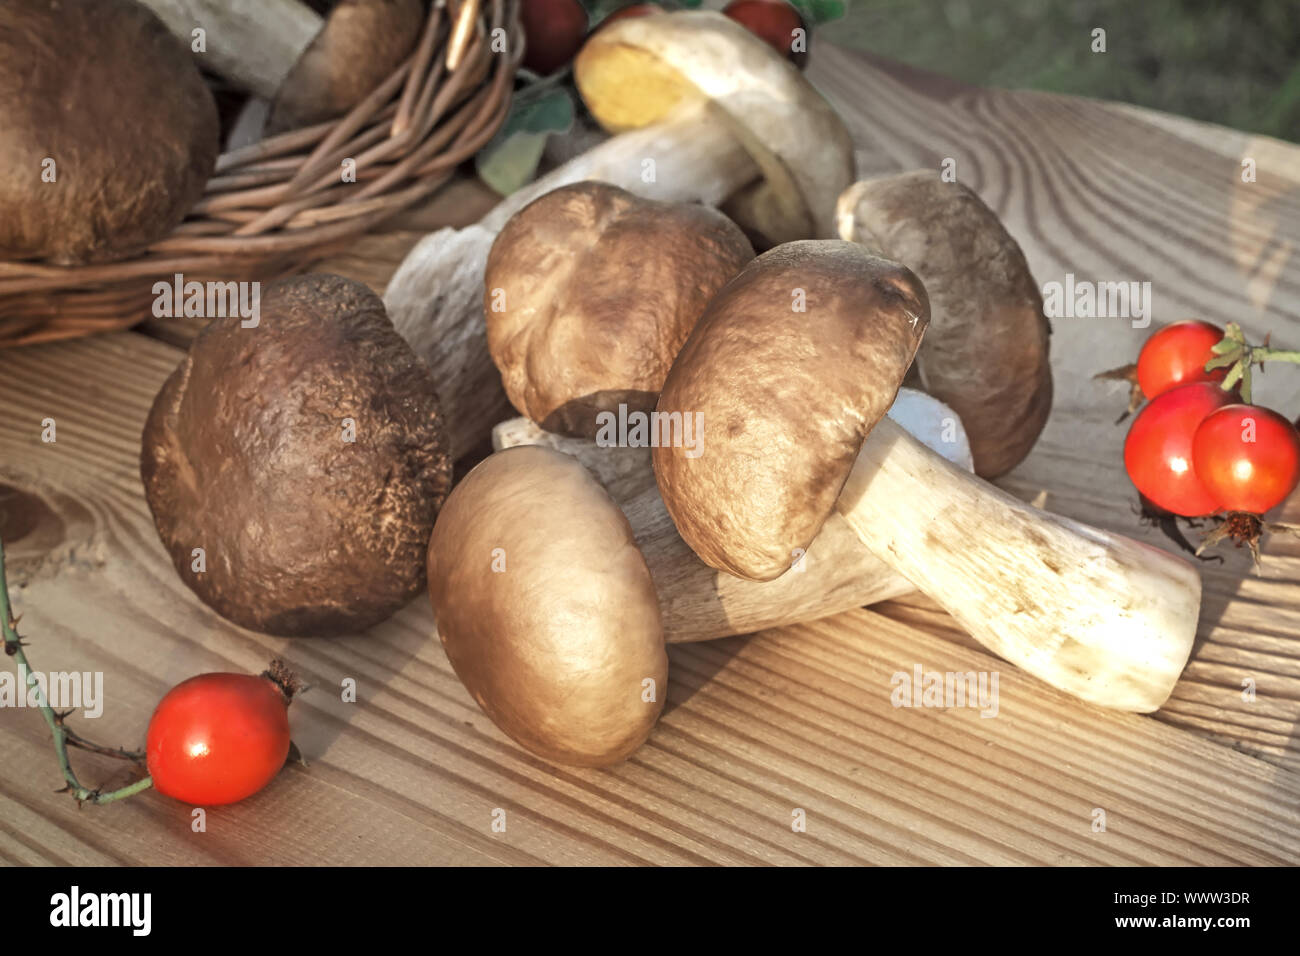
xmin=0 ymin=536 xmax=153 ymax=805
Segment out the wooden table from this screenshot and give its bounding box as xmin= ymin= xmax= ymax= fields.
xmin=2 ymin=45 xmax=1299 ymax=866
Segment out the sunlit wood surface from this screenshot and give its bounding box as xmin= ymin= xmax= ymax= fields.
xmin=2 ymin=45 xmax=1298 ymax=865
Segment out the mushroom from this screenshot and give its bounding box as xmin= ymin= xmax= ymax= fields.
xmin=141 ymin=274 xmax=452 ymax=636
xmin=427 ymin=445 xmax=667 ymax=766
xmin=574 ymin=9 xmax=853 ymax=247
xmin=483 ymin=181 xmax=754 ymax=437
xmin=385 ymin=9 xmax=852 ymax=456
xmin=837 ymin=171 xmax=1053 ymax=478
xmin=435 ymin=397 xmax=972 ymax=764
xmin=489 ymin=389 xmax=975 ymax=643
xmin=494 ymin=386 xmax=974 ymax=502
xmin=386 ymin=108 xmax=761 ymax=458
xmin=0 ymin=0 xmax=219 ymax=264
xmin=653 ymin=240 xmax=1201 ymax=712
xmin=266 ymin=0 xmax=426 ymax=135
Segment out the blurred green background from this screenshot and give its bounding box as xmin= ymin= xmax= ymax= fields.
xmin=829 ymin=0 xmax=1299 ymax=141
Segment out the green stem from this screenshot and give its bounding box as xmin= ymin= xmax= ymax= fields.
xmin=1205 ymin=324 xmax=1300 ymax=405
xmin=0 ymin=537 xmax=152 ymax=806
xmin=84 ymin=775 xmax=155 ymax=805
xmin=1252 ymin=347 xmax=1300 ymax=364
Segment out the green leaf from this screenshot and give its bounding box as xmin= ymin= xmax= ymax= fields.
xmin=477 ymin=132 xmax=551 ymax=196
xmin=1203 ymin=353 xmax=1240 ymax=371
xmin=475 ymin=85 xmax=575 ymax=196
xmin=500 ymin=83 xmax=576 ymax=139
xmin=1221 ymin=362 xmax=1244 ymax=393
xmin=581 ymin=0 xmax=658 ymax=20
xmin=790 ymin=0 xmax=846 ymax=24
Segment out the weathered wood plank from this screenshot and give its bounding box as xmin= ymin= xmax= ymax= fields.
xmin=3 ymin=44 xmax=1300 ymax=863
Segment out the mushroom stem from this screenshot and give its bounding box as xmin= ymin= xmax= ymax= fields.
xmin=480 ymin=106 xmax=760 ymax=233
xmin=836 ymin=417 xmax=1201 ymax=713
xmin=491 ymin=417 xmax=919 ymax=642
xmin=386 ymin=110 xmax=761 ymax=458
xmin=140 ymin=0 xmax=323 ymax=98
xmin=626 ymin=482 xmax=916 ymax=643
xmin=498 ymin=414 xmax=1201 ymax=709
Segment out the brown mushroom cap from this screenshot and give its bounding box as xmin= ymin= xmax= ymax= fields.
xmin=141 ymin=274 xmax=452 ymax=636
xmin=484 ymin=181 xmax=754 ymax=437
xmin=653 ymin=240 xmax=930 ymax=581
xmin=266 ymin=0 xmax=425 ymax=135
xmin=0 ymin=0 xmax=219 ymax=264
xmin=836 ymin=171 xmax=1052 ymax=478
xmin=428 ymin=445 xmax=667 ymax=767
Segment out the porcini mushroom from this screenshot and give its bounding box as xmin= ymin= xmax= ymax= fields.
xmin=386 ymin=109 xmax=760 ymax=457
xmin=428 ymin=445 xmax=667 ymax=766
xmin=654 ymin=240 xmax=1201 ymax=712
xmin=490 ymin=388 xmax=976 ymax=643
xmin=141 ymin=274 xmax=452 ymax=636
xmin=386 ymin=9 xmax=849 ymax=456
xmin=574 ymin=9 xmax=853 ymax=246
xmin=0 ymin=0 xmax=219 ymax=264
xmin=493 ymin=386 xmax=974 ymax=503
xmin=266 ymin=0 xmax=426 ymax=135
xmin=837 ymin=171 xmax=1053 ymax=478
xmin=484 ymin=181 xmax=754 ymax=436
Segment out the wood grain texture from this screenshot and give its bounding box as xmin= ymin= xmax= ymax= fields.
xmin=2 ymin=44 xmax=1299 ymax=864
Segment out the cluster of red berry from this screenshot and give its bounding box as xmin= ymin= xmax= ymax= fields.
xmin=520 ymin=0 xmax=809 ymax=76
xmin=1117 ymin=320 xmax=1300 ymax=557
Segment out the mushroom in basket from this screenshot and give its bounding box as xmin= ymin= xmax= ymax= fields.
xmin=0 ymin=0 xmax=219 ymax=265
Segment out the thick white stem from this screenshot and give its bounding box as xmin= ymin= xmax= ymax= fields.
xmin=628 ymin=487 xmax=914 ymax=643
xmin=386 ymin=112 xmax=760 ymax=458
xmin=492 ymin=415 xmax=925 ymax=643
xmin=837 ymin=416 xmax=1201 ymax=713
xmin=478 ymin=107 xmax=761 ymax=233
xmin=140 ymin=0 xmax=322 ymax=97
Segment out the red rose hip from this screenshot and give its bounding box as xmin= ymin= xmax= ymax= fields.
xmin=146 ymin=672 xmax=292 ymax=805
xmin=1192 ymin=404 xmax=1300 ymax=515
xmin=1136 ymin=319 xmax=1227 ymax=400
xmin=723 ymin=0 xmax=809 ymax=67
xmin=1124 ymin=381 xmax=1234 ymax=517
xmin=521 ymin=0 xmax=589 ymax=75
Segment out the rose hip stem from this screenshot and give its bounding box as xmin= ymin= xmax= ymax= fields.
xmin=0 ymin=536 xmax=154 ymax=805
xmin=1207 ymin=321 xmax=1300 ymax=404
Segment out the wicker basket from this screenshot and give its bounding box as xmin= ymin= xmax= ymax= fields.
xmin=0 ymin=0 xmax=521 ymax=347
